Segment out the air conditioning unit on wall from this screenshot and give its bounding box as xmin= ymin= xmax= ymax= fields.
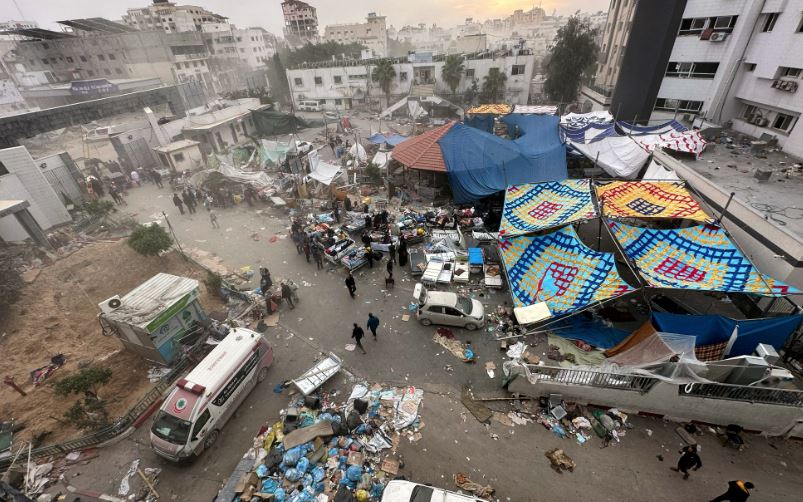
xmin=709 ymin=32 xmax=729 ymax=42
xmin=98 ymin=295 xmax=122 ymax=315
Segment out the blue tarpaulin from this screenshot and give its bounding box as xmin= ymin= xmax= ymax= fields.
xmin=554 ymin=315 xmax=630 ymax=349
xmin=464 ymin=115 xmax=494 ymax=134
xmin=438 ymin=117 xmax=567 ymax=203
xmin=367 ymin=133 xmax=408 ymax=146
xmin=651 ymin=312 xmax=803 ymax=356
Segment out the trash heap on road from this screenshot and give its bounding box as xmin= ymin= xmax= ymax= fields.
xmin=225 ymin=383 xmax=424 ymax=502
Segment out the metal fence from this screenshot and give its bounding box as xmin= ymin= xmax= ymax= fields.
xmin=523 ymin=365 xmax=659 ymax=394
xmin=0 ymin=358 xmax=190 ymax=469
xmin=679 ymin=382 xmax=803 ymax=407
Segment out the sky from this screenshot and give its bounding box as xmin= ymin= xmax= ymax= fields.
xmin=1 ymin=0 xmax=609 ymax=35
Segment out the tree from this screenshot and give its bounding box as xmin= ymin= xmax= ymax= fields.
xmin=267 ymin=53 xmax=291 ymax=105
xmin=55 ymin=367 xmax=113 ymax=430
xmin=371 ymin=59 xmax=397 ymax=108
xmin=464 ymin=79 xmax=479 ymax=105
xmin=544 ymin=17 xmax=599 ymax=104
xmin=82 ymin=199 xmax=115 ymax=220
xmin=127 ymin=224 xmax=172 ymax=257
xmin=441 ymin=55 xmax=465 ymax=97
xmin=481 ymin=67 xmax=507 ymax=103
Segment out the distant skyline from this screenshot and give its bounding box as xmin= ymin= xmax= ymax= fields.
xmin=1 ymin=0 xmax=609 ymax=36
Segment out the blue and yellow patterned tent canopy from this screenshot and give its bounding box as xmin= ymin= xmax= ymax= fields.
xmin=500 ymin=226 xmax=635 ymax=316
xmin=608 ymin=222 xmax=799 ymax=295
xmin=596 ymin=181 xmax=711 ymax=222
xmin=499 ymin=180 xmax=597 ymax=237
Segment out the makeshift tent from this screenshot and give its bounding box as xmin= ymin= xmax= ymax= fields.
xmin=499 ymin=225 xmax=635 ymax=317
xmin=466 ymin=104 xmax=512 ymax=115
xmin=439 ymin=119 xmax=567 ymax=202
xmin=464 ymin=115 xmax=494 ymax=133
xmin=550 ymin=315 xmax=630 ymax=350
xmin=512 ymin=105 xmax=558 ymax=115
xmin=349 ymin=143 xmax=367 ymax=162
xmin=596 ymin=181 xmax=711 ymax=222
xmin=561 ymin=122 xmax=619 ymax=144
xmin=251 ymin=109 xmax=320 ymax=136
xmin=560 ymin=111 xmax=613 ymax=128
xmin=634 ymin=130 xmax=708 ymax=158
xmin=307 ymin=150 xmax=342 ymax=186
xmin=391 ymin=122 xmax=454 ymax=172
xmin=617 ymin=120 xmax=687 ymax=135
xmin=408 ymin=100 xmax=427 ymax=119
xmin=499 ymin=179 xmax=597 ymax=237
xmin=607 ymin=331 xmax=699 ymax=368
xmin=643 ymin=159 xmax=680 ymax=181
xmin=608 ymin=222 xmax=800 ymax=295
xmin=367 ymin=133 xmax=407 ymax=146
xmin=259 ymin=139 xmax=295 ymax=167
xmin=651 ymin=312 xmax=803 ymax=357
xmin=372 ymin=151 xmax=391 ymax=169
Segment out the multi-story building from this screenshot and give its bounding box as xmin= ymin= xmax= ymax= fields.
xmin=202 ymin=23 xmax=276 ymax=70
xmin=9 ymin=20 xmax=217 ymax=95
xmin=121 ymin=0 xmax=226 ymax=33
xmin=282 ymin=0 xmax=319 ymax=48
xmin=285 ymin=51 xmax=536 ymax=111
xmin=323 ymin=13 xmax=389 ymax=57
xmin=595 ymin=0 xmax=638 ymax=93
xmin=0 ymin=20 xmax=39 ymax=40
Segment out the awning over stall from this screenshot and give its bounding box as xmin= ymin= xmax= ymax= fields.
xmin=499 ymin=179 xmax=597 ymax=237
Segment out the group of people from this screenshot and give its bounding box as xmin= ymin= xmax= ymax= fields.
xmin=259 ymin=267 xmax=297 ymax=315
xmin=668 ymin=445 xmax=754 ymax=501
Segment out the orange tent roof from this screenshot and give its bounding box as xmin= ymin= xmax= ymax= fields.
xmin=391 ymin=122 xmax=455 ymax=172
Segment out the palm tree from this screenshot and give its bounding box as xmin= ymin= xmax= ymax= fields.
xmin=481 ymin=67 xmax=507 ymax=104
xmin=371 ymin=59 xmax=397 ymax=108
xmin=441 ymin=55 xmax=465 ymax=98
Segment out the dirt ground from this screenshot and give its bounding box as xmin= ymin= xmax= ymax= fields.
xmin=0 ymin=240 xmax=225 ymax=445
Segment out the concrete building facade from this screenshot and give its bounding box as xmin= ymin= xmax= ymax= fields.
xmin=282 ymin=0 xmax=319 ymax=48
xmin=323 ymin=13 xmax=389 ymax=57
xmin=121 ymin=0 xmax=226 ymax=33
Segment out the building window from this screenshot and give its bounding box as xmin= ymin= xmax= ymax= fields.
xmin=97 ymin=54 xmax=106 ymax=61
xmin=184 ymin=62 xmax=190 ymax=69
xmin=511 ymin=64 xmax=526 ymax=76
xmin=678 ymin=18 xmax=706 ymax=35
xmin=80 ymin=55 xmax=87 ymax=62
xmin=103 ymin=69 xmax=111 ymax=75
xmin=66 ymin=56 xmax=73 ymax=63
xmin=773 ymin=113 xmax=796 ymax=132
xmin=654 ymin=98 xmax=704 ymax=113
xmin=711 ymin=15 xmax=738 ymax=32
xmin=762 ymin=13 xmax=779 ymax=32
xmin=87 ymin=70 xmax=95 ymax=76
xmin=173 ymin=152 xmax=185 ymax=162
xmin=780 ymin=67 xmax=802 ymax=78
xmin=745 ymin=63 xmax=756 ymax=72
xmin=314 ymin=76 xmax=323 ymax=85
xmin=115 ymin=68 xmax=123 ymax=75
xmin=175 ymin=63 xmax=182 ymax=69
xmin=797 ymin=15 xmax=803 ymax=33
xmin=49 ymin=57 xmax=56 ymax=63
xmin=108 ymin=53 xmax=116 ymax=60
xmin=41 ymin=58 xmax=49 ymax=65
xmin=335 ymin=98 xmax=342 ymax=105
xmin=318 ymin=99 xmax=326 ymax=105
xmin=334 ymin=75 xmax=342 ymax=84
xmin=665 ymin=61 xmax=719 ymax=79
xmin=399 ymin=72 xmax=408 ymax=82
xmin=193 ymin=61 xmax=198 ymax=67
xmin=294 ymin=77 xmax=303 ymax=86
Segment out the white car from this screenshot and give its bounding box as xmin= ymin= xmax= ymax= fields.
xmin=381 ymin=480 xmax=488 ymax=502
xmin=295 ymin=140 xmax=313 ymax=154
xmin=413 ymin=283 xmax=485 ymax=330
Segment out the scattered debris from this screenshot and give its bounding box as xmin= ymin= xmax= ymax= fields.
xmin=545 ymin=448 xmax=576 ymax=473
xmin=453 ymin=472 xmax=495 ymax=498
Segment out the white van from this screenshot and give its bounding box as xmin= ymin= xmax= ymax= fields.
xmin=413 ymin=283 xmax=486 ymax=330
xmin=381 ymin=480 xmax=488 ymax=501
xmin=150 ymin=328 xmax=273 ymax=461
xmin=298 ymin=100 xmax=322 ymax=112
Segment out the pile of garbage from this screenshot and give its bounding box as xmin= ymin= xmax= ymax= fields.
xmin=534 ymin=399 xmax=632 ymax=448
xmin=228 ymin=383 xmax=425 ymax=501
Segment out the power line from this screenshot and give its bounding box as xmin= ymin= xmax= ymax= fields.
xmin=11 ymin=0 xmax=26 ymax=20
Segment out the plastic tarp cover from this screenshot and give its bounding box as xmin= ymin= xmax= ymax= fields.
xmin=617 ymin=120 xmax=688 ymax=136
xmin=635 ymin=130 xmax=708 ymax=158
xmin=251 ymin=109 xmax=320 ymax=136
xmin=570 ymin=134 xmax=649 ymax=179
xmin=643 ymin=159 xmax=680 ymax=181
xmin=561 ymin=123 xmax=619 ymax=144
xmin=464 ymin=115 xmax=494 ymax=133
xmin=499 ymin=179 xmax=597 ymax=237
xmin=607 ymin=332 xmax=699 ymax=368
xmin=651 ymin=312 xmax=803 ymax=356
xmin=372 ymin=151 xmax=391 ymax=169
xmin=307 ymin=150 xmax=341 ymax=186
xmin=499 ymin=225 xmax=635 ymax=317
xmin=512 ymin=105 xmax=558 ymax=115
xmin=439 ymin=118 xmax=567 ymax=203
xmin=560 ymin=111 xmax=613 ymax=128
xmin=260 ymin=139 xmax=294 ymax=166
xmin=217 ymin=162 xmax=273 ymax=188
xmin=408 ymin=100 xmax=428 ymax=119
xmin=349 ymin=143 xmax=367 ymax=162
xmin=609 ymin=222 xmax=800 ymax=295
xmin=596 ymin=181 xmax=711 ymax=222
xmin=552 ymin=315 xmax=630 ymax=349
xmin=367 ymin=133 xmax=408 ymax=146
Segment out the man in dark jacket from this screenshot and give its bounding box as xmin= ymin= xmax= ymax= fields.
xmin=172 ymin=192 xmax=185 ymax=215
xmin=671 ymin=445 xmax=702 ymax=479
xmin=351 ymin=323 xmax=366 ymax=354
xmin=345 ymin=272 xmax=356 ymax=298
xmin=710 ymin=480 xmax=753 ymax=502
xmin=366 ymin=313 xmax=380 ymax=339
xmin=281 ymin=282 xmax=295 ymax=309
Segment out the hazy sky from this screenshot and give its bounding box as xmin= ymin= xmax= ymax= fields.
xmin=2 ymin=0 xmax=609 ymax=35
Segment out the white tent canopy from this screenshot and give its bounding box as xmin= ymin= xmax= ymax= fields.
xmin=307 ymin=150 xmax=342 ymax=186
xmin=570 ymin=135 xmax=650 ymax=178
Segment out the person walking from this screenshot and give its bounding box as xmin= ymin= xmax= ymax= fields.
xmin=671 ymin=445 xmax=702 ymax=480
xmin=333 ymin=201 xmax=340 ymax=223
xmin=260 ymin=267 xmax=273 ymax=293
xmin=303 ymin=239 xmax=312 ymax=263
xmin=398 ymin=237 xmax=409 ymax=267
xmin=345 ymin=272 xmax=356 ymax=298
xmin=312 ymin=245 xmax=324 ymax=270
xmin=209 ymin=210 xmax=220 ymax=228
xmin=365 ymin=246 xmax=374 ymax=269
xmin=152 ymin=169 xmax=163 ymax=188
xmin=281 ymin=282 xmax=295 ymax=309
xmin=388 ymin=241 xmax=396 ymax=264
xmin=386 ymin=258 xmax=393 ymax=277
xmin=183 ymin=189 xmax=196 ymax=214
xmin=366 ymin=313 xmax=380 ymax=340
xmin=710 ymin=481 xmax=754 ymax=502
xmin=130 ymin=168 xmax=141 ymax=187
xmin=172 ymin=192 xmax=185 ymax=215
xmin=351 ymin=323 xmax=367 ymax=354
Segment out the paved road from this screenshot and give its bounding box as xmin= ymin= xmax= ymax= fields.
xmin=47 ymin=120 xmax=803 ymax=501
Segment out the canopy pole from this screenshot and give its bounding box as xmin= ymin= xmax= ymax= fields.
xmin=716 ymin=191 xmax=736 ymax=224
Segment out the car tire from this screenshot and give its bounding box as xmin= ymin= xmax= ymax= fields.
xmin=420 ymin=318 xmax=432 ymax=326
xmin=464 ymin=323 xmax=477 ymax=331
xmin=257 ymin=367 xmax=269 ymax=383
xmin=204 ymin=429 xmax=219 ymax=450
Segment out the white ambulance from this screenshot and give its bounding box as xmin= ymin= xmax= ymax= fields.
xmin=150 ymin=328 xmax=273 ymax=461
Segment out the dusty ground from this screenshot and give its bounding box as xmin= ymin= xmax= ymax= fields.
xmin=0 ymin=239 xmax=225 ymax=444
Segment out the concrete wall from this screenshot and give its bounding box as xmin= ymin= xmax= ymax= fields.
xmin=37 ymin=151 xmax=85 ymax=207
xmin=0 ymin=146 xmax=71 ymax=241
xmin=507 ymin=371 xmax=803 ymax=436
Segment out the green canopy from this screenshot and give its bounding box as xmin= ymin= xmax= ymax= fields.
xmin=251 ymin=109 xmax=323 ymax=136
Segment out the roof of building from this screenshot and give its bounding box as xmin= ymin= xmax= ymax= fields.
xmin=391 ymin=121 xmax=455 ymax=172
xmin=1 ymin=28 xmax=75 ymax=40
xmin=0 ymin=200 xmax=29 ymax=218
xmin=58 ymin=18 xmax=138 ymax=33
xmin=154 ymin=139 xmax=201 ymax=153
xmin=103 ymin=273 xmax=199 ymax=328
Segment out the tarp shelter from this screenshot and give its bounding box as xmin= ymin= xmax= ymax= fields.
xmin=466 ymin=104 xmax=512 ymax=115
xmin=391 ymin=122 xmax=454 ymax=172
xmin=651 ymin=312 xmax=803 ymax=357
xmin=568 ymin=132 xmax=650 ymax=179
xmin=439 ymin=117 xmax=567 ymax=203
xmin=634 ymin=130 xmax=708 ymax=158
xmin=367 ymin=133 xmax=408 ymax=146
xmin=251 ymin=109 xmax=319 ymax=136
xmin=617 ymin=120 xmax=687 ymax=136
xmin=499 ymin=179 xmax=597 ymax=237
xmin=259 ymin=138 xmax=295 ymax=167
xmin=512 ymin=105 xmax=558 ymax=115
xmin=372 ymin=151 xmax=391 ymax=169
xmin=609 ymin=222 xmax=800 ymax=295
xmin=596 ymin=181 xmax=711 ymax=222
xmin=561 ymin=122 xmax=619 ymax=144
xmin=550 ymin=315 xmax=630 ymax=349
xmin=307 ymin=150 xmax=342 ymax=186
xmin=607 ymin=330 xmax=699 ymax=368
xmin=499 ymin=225 xmax=635 ymax=317
xmin=560 ymin=111 xmax=613 ymax=128
xmin=643 ymin=159 xmax=680 ymax=181
xmin=464 ymin=115 xmax=494 ymax=133
xmin=349 ymin=143 xmax=367 ymax=162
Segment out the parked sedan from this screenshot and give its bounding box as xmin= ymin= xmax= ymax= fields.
xmin=413 ymin=283 xmax=485 ymax=330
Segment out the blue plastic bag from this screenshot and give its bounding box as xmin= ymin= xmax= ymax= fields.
xmin=311 ymin=466 xmax=325 ymax=483
xmin=284 ymin=468 xmax=302 ymax=482
xmin=296 ymin=457 xmax=310 ymax=473
xmin=346 ymin=465 xmax=362 ymax=482
xmin=282 ymin=446 xmax=303 ymax=466
xmin=274 ymin=488 xmax=286 ymax=502
xmin=301 ymin=473 xmax=313 ymax=488
xmin=256 ymin=464 xmax=268 ymax=478
xmin=261 ymin=478 xmax=280 ymax=494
